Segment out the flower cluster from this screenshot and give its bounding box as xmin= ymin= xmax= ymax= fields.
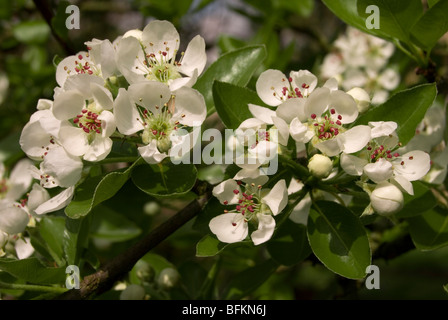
xmin=18 ymin=20 xmax=207 ymax=216
xmin=209 ymin=67 xmax=431 ymax=244
xmin=321 ymin=27 xmax=400 ymax=105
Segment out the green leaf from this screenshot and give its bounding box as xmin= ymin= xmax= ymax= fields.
xmin=13 ymin=20 xmax=50 ymax=44
xmin=428 ymin=0 xmax=441 ymax=7
xmin=39 ymin=217 xmax=66 ymax=266
xmin=395 ymin=182 xmax=438 ymax=218
xmin=196 ymin=235 xmax=231 ymax=257
xmin=274 ymin=0 xmax=314 ymax=17
xmin=91 ymin=205 xmax=142 ymax=242
xmin=0 ymin=131 xmax=24 ymax=166
xmin=266 ymin=220 xmax=311 ymax=266
xmin=408 ymin=206 xmax=448 ymax=251
xmin=322 ymin=0 xmax=370 ymax=33
xmin=213 ymin=81 xmax=264 ymax=129
xmin=51 ymin=0 xmax=70 ymax=41
xmin=410 ymin=0 xmax=448 ymax=50
xmin=131 ymin=162 xmax=197 ymax=197
xmin=357 ymin=0 xmax=423 ymax=43
xmin=193 ymin=45 xmax=267 ymax=115
xmin=353 ymin=83 xmax=437 ymax=146
xmin=65 ymin=158 xmax=144 ymax=218
xmin=63 ymin=216 xmax=89 ymax=266
xmin=0 ymin=258 xmax=66 ymax=285
xmin=307 ymin=201 xmax=371 ymax=279
xmin=224 ymin=259 xmax=278 ymax=299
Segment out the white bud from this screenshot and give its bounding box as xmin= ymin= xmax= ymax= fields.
xmin=143 ymin=201 xmax=160 ymax=216
xmin=119 ymin=284 xmax=146 ymax=300
xmin=157 ymin=267 xmax=180 ymax=290
xmin=370 ymin=182 xmax=404 ymax=216
xmin=308 ymin=154 xmax=333 ymax=179
xmin=347 ymin=87 xmax=370 ymax=113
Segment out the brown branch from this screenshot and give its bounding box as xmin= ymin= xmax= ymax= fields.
xmin=33 ymin=0 xmax=76 ymax=55
xmin=56 ymin=191 xmax=211 ymax=300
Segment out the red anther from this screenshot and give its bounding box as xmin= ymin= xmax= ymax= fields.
xmin=237 ymin=181 xmax=242 ymax=185
xmin=288 ymin=77 xmax=293 ymax=82
xmin=394 ymin=153 xmax=400 ymax=157
xmin=236 ymin=205 xmax=241 ymax=211
xmin=387 ymin=154 xmax=392 ymax=158
xmin=162 ymin=52 xmax=167 ymax=57
xmin=152 ymin=130 xmax=158 ymax=136
xmin=313 ymin=123 xmax=318 ymax=126
xmin=223 ymin=200 xmax=228 ymax=205
xmin=233 ymin=189 xmax=239 ymax=195
xmin=248 ymin=206 xmax=254 ymax=212
xmin=336 ymin=120 xmax=342 ymax=126
xmin=231 ymin=223 xmax=237 ymax=226
xmin=88 ymin=70 xmax=93 ymax=75
xmin=73 ymin=118 xmax=79 ymax=124
xmin=371 ymin=154 xmax=376 ymax=159
xmin=386 ymin=150 xmax=391 ymax=154
xmin=401 ymin=161 xmax=405 ymax=165
xmin=338 ymin=115 xmax=342 ymax=120
xmin=83 ymin=127 xmax=90 ymax=133
xmin=380 ymin=145 xmax=384 ymax=151
xmin=330 ymin=109 xmax=336 ymax=114
xmin=78 ymin=54 xmax=83 ymax=60
xmin=77 ymin=114 xmax=83 ymax=118
xmin=238 ymin=199 xmax=243 ymax=203
xmin=82 ymin=109 xmax=88 ymax=113
xmin=311 ymin=114 xmax=317 ymax=119
xmin=409 ymin=156 xmax=414 ymax=160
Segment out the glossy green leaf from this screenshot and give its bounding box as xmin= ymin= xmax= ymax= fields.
xmin=322 ymin=0 xmax=370 ymax=33
xmin=63 ymin=216 xmax=89 ymax=266
xmin=357 ymin=0 xmax=423 ymax=43
xmin=196 ymin=235 xmax=230 ymax=257
xmin=0 ymin=131 xmax=24 ymax=166
xmin=410 ymin=0 xmax=448 ymax=50
xmin=39 ymin=217 xmax=66 ymax=266
xmin=0 ymin=258 xmax=66 ymax=285
xmin=274 ymin=0 xmax=314 ymax=17
xmin=65 ymin=158 xmax=144 ymax=218
xmin=91 ymin=205 xmax=142 ymax=242
xmin=224 ymin=259 xmax=279 ymax=300
xmin=213 ymin=81 xmax=264 ymax=129
xmin=353 ymin=83 xmax=437 ymax=146
xmin=395 ymin=182 xmax=438 ymax=218
xmin=307 ymin=201 xmax=371 ymax=279
xmin=193 ymin=45 xmax=267 ymax=115
xmin=408 ymin=206 xmax=448 ymax=251
xmin=266 ymin=220 xmax=311 ymax=266
xmin=428 ymin=0 xmax=441 ymax=7
xmin=131 ymin=162 xmax=197 ymax=197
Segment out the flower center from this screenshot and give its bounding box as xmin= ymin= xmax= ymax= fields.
xmin=62 ymin=53 xmax=100 ymax=77
xmin=140 ymin=100 xmax=181 ymax=153
xmin=310 ymin=109 xmax=344 ymax=141
xmin=272 ymin=77 xmax=310 ymax=102
xmin=73 ymin=102 xmax=103 ymax=139
xmin=137 ymin=42 xmax=183 ymax=84
xmin=222 ymin=182 xmax=265 ymax=224
xmin=366 ymin=140 xmax=402 ymax=163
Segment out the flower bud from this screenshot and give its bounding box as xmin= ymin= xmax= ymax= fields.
xmin=143 ymin=201 xmax=160 ymax=216
xmin=119 ymin=284 xmax=146 ymax=300
xmin=157 ymin=267 xmax=180 ymax=290
xmin=370 ymin=182 xmax=404 ymax=216
xmin=347 ymin=87 xmax=370 ymax=113
xmin=308 ymin=154 xmax=333 ymax=179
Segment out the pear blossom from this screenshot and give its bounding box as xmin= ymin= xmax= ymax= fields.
xmin=209 ymin=179 xmax=288 ymax=245
xmin=52 ymin=80 xmax=116 ymax=162
xmin=289 ymin=88 xmax=371 ymax=157
xmin=116 ymin=20 xmax=206 ymax=90
xmin=113 ymin=81 xmax=206 ymax=164
xmin=369 ymin=181 xmax=404 ymax=216
xmin=307 ymin=154 xmax=333 ymax=179
xmin=341 ymin=121 xmax=431 ymax=195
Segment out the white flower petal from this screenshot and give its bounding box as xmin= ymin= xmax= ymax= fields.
xmin=315 ymin=138 xmax=341 ymax=157
xmin=212 ymin=179 xmax=241 ymax=205
xmin=209 ymin=213 xmax=248 ymax=244
xmin=251 ymin=214 xmax=276 ymax=245
xmin=369 ymin=121 xmax=397 ymax=139
xmin=27 ymin=183 xmax=50 ymax=212
xmin=323 ymin=77 xmax=339 ymax=91
xmin=276 ymin=98 xmax=306 ymax=123
xmin=392 ymin=176 xmax=414 ymax=195
xmin=256 ymin=69 xmax=288 ymax=106
xmin=339 ymin=125 xmax=371 ymax=154
xmin=59 ymin=126 xmax=89 ymax=157
xmin=42 ymin=147 xmax=83 ymax=188
xmin=114 ymin=88 xmax=145 ymax=135
xmin=248 ymin=104 xmax=275 ymax=125
xmin=178 ymin=35 xmax=206 ymax=77
xmin=138 ymin=140 xmax=168 ymax=164
xmin=63 ymin=74 xmax=104 ymax=96
xmin=262 ymin=179 xmax=288 ymax=216
xmin=142 ymin=20 xmax=180 ymax=60
xmin=98 ymin=110 xmax=116 ymax=138
xmin=340 ymin=153 xmax=368 ymax=176
xmin=116 ymin=36 xmax=146 ymax=84
xmin=15 ymin=238 xmax=35 ymax=260
xmin=289 ymin=195 xmax=312 ymax=225
xmin=91 ymin=82 xmax=113 ymax=110
xmin=0 ymin=202 xmax=29 ymax=234
xmin=20 ymin=120 xmax=54 ymax=161
xmin=393 ymin=150 xmax=431 ymax=182
xmin=128 ymin=81 xmax=171 ymax=114
xmin=6 ymin=159 xmax=33 ymax=201
xmin=304 ymin=87 xmax=330 ymax=121
xmin=84 ymin=136 xmax=113 ymax=162
xmin=172 ymin=87 xmax=206 ymax=127
xmin=271 ymin=116 xmax=289 ymax=146
xmin=289 ymin=117 xmax=308 ymax=142
xmin=169 ymin=71 xmax=197 ymax=91
xmin=53 ymin=90 xmax=85 ymax=120
xmin=330 ymin=90 xmax=358 ymax=124
xmin=34 ymin=186 xmax=75 ymax=215
xmin=364 ymin=158 xmax=393 ymax=183
xmin=290 ymin=70 xmax=318 ymax=95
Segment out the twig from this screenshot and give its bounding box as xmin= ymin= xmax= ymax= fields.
xmin=56 ymin=190 xmax=211 ymax=300
xmin=32 ymin=0 xmax=76 ymax=55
